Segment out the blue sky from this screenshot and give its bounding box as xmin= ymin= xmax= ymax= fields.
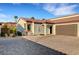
xmin=0 ymin=3 xmax=79 ymax=22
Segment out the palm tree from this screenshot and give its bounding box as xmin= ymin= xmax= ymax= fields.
xmin=42 ymin=18 xmax=45 ymax=20
xmin=14 ymin=16 xmax=18 ymax=23
xmin=31 ymin=17 xmax=35 ymax=20
xmin=14 ymin=16 xmax=18 ymax=36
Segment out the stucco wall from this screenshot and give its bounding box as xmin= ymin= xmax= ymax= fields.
xmin=34 ymin=23 xmax=44 ymax=35
xmin=56 ymin=24 xmax=77 ymax=36
xmin=17 ymin=19 xmax=27 ymax=32
xmin=34 ymin=23 xmax=53 ymax=35
xmin=46 ymin=26 xmax=50 ymax=34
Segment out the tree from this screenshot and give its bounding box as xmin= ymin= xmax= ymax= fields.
xmin=14 ymin=16 xmax=18 ymax=19
xmin=14 ymin=16 xmax=18 ymax=35
xmin=31 ymin=17 xmax=35 ymax=20
xmin=1 ymin=24 xmax=10 ymax=37
xmin=9 ymin=26 xmax=16 ymax=37
xmin=42 ymin=18 xmax=45 ymax=20
xmin=14 ymin=16 xmax=18 ymax=23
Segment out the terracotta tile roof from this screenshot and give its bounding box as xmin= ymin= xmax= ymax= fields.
xmin=19 ymin=14 xmax=79 ymax=24
xmin=20 ymin=17 xmax=54 ymax=24
xmin=49 ymin=14 xmax=79 ymax=20
xmin=5 ymin=22 xmax=16 ymax=24
xmin=50 ymin=14 xmax=79 ymax=24
xmin=0 ymin=22 xmax=16 ymax=25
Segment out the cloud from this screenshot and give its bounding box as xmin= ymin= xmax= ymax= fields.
xmin=0 ymin=13 xmax=13 ymax=22
xmin=43 ymin=4 xmax=56 ymax=12
xmin=0 ymin=13 xmax=10 ymax=19
xmin=0 ymin=13 xmax=7 ymax=18
xmin=43 ymin=3 xmax=78 ymax=16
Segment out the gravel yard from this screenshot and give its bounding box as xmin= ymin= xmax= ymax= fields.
xmin=0 ymin=37 xmax=66 ymax=55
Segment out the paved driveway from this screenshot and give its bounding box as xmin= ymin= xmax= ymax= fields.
xmin=23 ymin=35 xmax=79 ymax=55
xmin=0 ymin=37 xmax=65 ymax=55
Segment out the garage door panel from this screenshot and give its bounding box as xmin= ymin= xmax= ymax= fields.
xmin=56 ymin=24 xmax=77 ymax=36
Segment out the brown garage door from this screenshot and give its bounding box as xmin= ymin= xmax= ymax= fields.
xmin=56 ymin=24 xmax=77 ymax=36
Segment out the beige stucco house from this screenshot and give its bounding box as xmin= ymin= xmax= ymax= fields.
xmin=17 ymin=14 xmax=79 ymax=37
xmin=17 ymin=18 xmax=54 ymax=36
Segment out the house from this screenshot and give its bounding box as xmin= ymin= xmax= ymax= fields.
xmin=17 ymin=18 xmax=54 ymax=35
xmin=0 ymin=22 xmax=16 ymax=35
xmin=17 ymin=14 xmax=79 ymax=37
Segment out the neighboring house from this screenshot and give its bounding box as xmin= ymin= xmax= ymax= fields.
xmin=17 ymin=14 xmax=79 ymax=37
xmin=0 ymin=22 xmax=16 ymax=35
xmin=0 ymin=22 xmax=16 ymax=28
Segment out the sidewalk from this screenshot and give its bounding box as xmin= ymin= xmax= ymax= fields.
xmin=23 ymin=35 xmax=79 ymax=55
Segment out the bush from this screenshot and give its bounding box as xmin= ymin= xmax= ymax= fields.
xmin=1 ymin=32 xmax=5 ymax=37
xmin=1 ymin=24 xmax=16 ymax=37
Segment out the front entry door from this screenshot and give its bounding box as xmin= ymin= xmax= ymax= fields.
xmin=50 ymin=26 xmax=52 ymax=34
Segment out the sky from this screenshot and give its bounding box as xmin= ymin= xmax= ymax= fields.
xmin=0 ymin=3 xmax=79 ymax=22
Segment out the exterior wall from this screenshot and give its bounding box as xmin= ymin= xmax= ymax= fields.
xmin=34 ymin=23 xmax=44 ymax=35
xmin=44 ymin=23 xmax=46 ymax=35
xmin=55 ymin=23 xmax=78 ymax=36
xmin=52 ymin=24 xmax=56 ymax=35
xmin=17 ymin=19 xmax=27 ymax=32
xmin=31 ymin=22 xmax=34 ymax=35
xmin=34 ymin=23 xmax=53 ymax=35
xmin=46 ymin=25 xmax=50 ymax=34
xmin=77 ymin=23 xmax=79 ymax=37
